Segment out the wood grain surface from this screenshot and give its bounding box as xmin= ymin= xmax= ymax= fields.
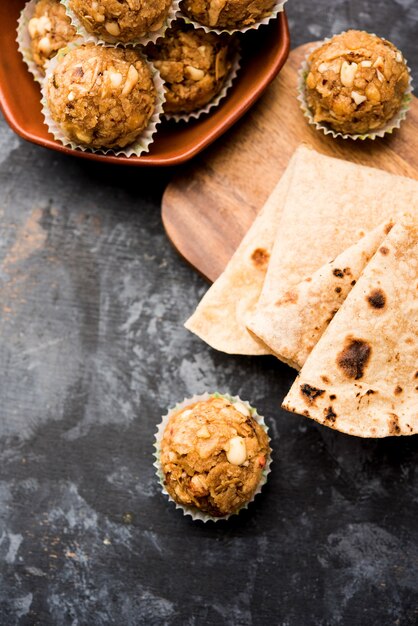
xmin=162 ymin=42 xmax=418 ymax=283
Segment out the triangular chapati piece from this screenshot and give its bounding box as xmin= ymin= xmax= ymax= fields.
xmin=282 ymin=221 xmax=418 ymax=438
xmin=251 ymin=147 xmax=418 ymax=332
xmin=184 ymin=148 xmax=299 ymax=355
xmin=247 ymin=220 xmax=394 ymax=370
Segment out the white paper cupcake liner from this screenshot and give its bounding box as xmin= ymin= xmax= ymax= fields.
xmin=164 ymin=43 xmax=241 ymax=123
xmin=179 ymin=0 xmax=287 ymax=36
xmin=297 ymin=34 xmax=413 ymax=141
xmin=17 ymin=0 xmax=45 ymax=83
xmin=17 ymin=0 xmax=81 ymax=84
xmin=40 ymin=43 xmax=166 ymax=157
xmin=153 ymin=392 xmax=272 ymax=523
xmin=62 ymin=0 xmax=181 ymax=47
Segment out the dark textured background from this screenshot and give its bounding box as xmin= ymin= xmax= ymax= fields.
xmin=1 ymin=2 xmax=418 ymax=625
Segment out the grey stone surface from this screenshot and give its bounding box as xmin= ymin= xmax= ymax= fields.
xmin=1 ymin=3 xmax=418 ymax=625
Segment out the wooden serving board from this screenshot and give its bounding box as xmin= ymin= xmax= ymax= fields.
xmin=162 ymin=43 xmax=418 ymax=283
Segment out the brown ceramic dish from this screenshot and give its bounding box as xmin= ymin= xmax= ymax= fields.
xmin=0 ymin=2 xmax=290 ymax=166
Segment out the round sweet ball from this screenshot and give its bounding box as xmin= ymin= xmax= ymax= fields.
xmin=160 ymin=396 xmax=270 ymax=518
xmin=146 ymin=22 xmax=234 ymax=115
xmin=45 ymin=44 xmax=157 ymax=149
xmin=305 ymin=30 xmax=410 ymax=135
xmin=180 ymin=0 xmax=277 ymax=30
xmin=69 ymin=0 xmax=173 ymax=43
xmin=28 ymin=0 xmax=78 ymax=74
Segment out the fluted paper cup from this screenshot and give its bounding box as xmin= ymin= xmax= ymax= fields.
xmin=17 ymin=0 xmax=80 ymax=83
xmin=154 ymin=392 xmax=272 ymax=523
xmin=297 ymin=34 xmax=413 ymax=141
xmin=164 ymin=43 xmax=241 ymax=122
xmin=179 ymin=0 xmax=287 ymax=35
xmin=62 ymin=0 xmax=181 ymax=47
xmin=41 ymin=44 xmax=165 ymax=157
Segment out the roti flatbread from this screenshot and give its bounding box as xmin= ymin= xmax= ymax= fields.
xmin=282 ymin=221 xmax=418 ymax=438
xmin=247 ymin=220 xmax=394 ymax=370
xmin=186 ymin=145 xmax=418 ymax=356
xmin=252 ymin=146 xmax=418 ymax=330
xmin=184 ymin=149 xmax=298 ymax=355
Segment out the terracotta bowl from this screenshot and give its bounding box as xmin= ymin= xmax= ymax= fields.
xmin=0 ymin=2 xmax=290 ymax=166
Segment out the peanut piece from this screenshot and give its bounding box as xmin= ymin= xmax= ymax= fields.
xmin=351 ymin=90 xmax=367 ymax=105
xmin=190 ymin=475 xmax=209 ymax=496
xmin=121 ymin=65 xmax=139 ymax=95
xmin=208 ymin=0 xmax=228 ymax=26
xmin=28 ymin=15 xmax=52 ymax=38
xmin=340 ymin=61 xmax=358 ymax=88
xmin=105 ymin=21 xmax=121 ymax=37
xmin=185 ymin=66 xmax=205 ymax=81
xmin=149 ymin=18 xmax=164 ymax=32
xmin=196 ymin=426 xmax=210 ymax=439
xmin=226 ymin=436 xmax=247 ymax=466
xmin=318 ymin=63 xmax=329 ymax=73
xmin=75 ymin=129 xmax=93 ymax=144
xmin=365 ymin=82 xmax=381 ymax=103
xmin=376 ymin=69 xmax=385 ymax=82
xmin=109 ymin=71 xmax=123 ymax=88
xmin=28 ymin=17 xmax=39 ymax=38
xmin=38 ymin=36 xmax=51 ymax=55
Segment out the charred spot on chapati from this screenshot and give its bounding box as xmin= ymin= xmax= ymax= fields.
xmin=276 ymin=290 xmax=298 ymax=306
xmin=365 ymin=389 xmax=376 ymax=395
xmin=337 ymin=337 xmax=372 ymax=380
xmin=333 ymin=269 xmax=344 ymax=278
xmin=324 ymin=406 xmax=337 ymax=423
xmin=251 ymin=248 xmax=270 ymax=269
xmin=351 ymin=280 xmax=356 ymax=286
xmin=300 ymin=384 xmax=325 ymax=403
xmin=343 ymin=268 xmax=351 ymax=276
xmin=321 ymin=375 xmax=330 ymax=384
xmin=379 ymin=246 xmax=389 ymax=255
xmin=330 ymin=394 xmax=336 ymax=400
xmin=394 ymin=385 xmax=403 ymax=395
xmin=384 ymin=222 xmax=394 ymax=235
xmin=367 ymin=288 xmax=386 ymax=309
xmin=326 ymin=308 xmax=339 ymax=323
xmin=335 ymin=286 xmax=342 ymax=294
xmin=388 ymin=414 xmax=401 ymax=435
